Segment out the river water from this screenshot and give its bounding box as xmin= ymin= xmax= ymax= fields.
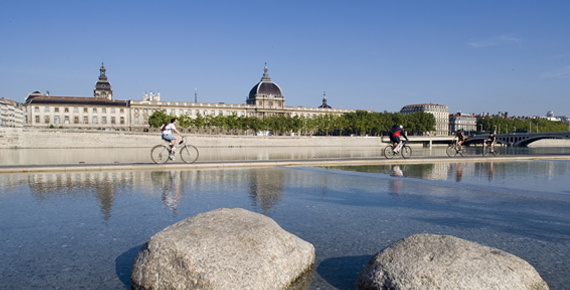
xmin=1 ymin=157 xmax=569 ymax=289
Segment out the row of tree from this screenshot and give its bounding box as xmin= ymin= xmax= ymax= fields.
xmin=477 ymin=116 xmax=569 ymax=134
xmin=149 ymin=110 xmax=437 ymax=136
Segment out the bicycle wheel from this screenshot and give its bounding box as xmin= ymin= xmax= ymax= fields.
xmin=446 ymin=145 xmax=456 ymax=157
xmin=401 ymin=146 xmax=412 ymax=159
xmin=151 ymin=145 xmax=170 ymax=164
xmin=492 ymin=147 xmax=500 ymax=156
xmin=458 ymin=148 xmax=465 ymax=157
xmin=482 ymin=146 xmax=489 ymax=157
xmin=384 ymin=146 xmax=395 ymax=159
xmin=180 ymin=145 xmax=199 ymax=164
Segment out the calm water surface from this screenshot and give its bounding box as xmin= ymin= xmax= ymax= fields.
xmin=1 ymin=160 xmax=570 ymax=289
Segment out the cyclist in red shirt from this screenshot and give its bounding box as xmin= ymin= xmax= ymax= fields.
xmin=389 ymin=125 xmax=409 ymax=153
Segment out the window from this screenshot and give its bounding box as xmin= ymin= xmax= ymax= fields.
xmin=102 ymin=117 xmax=107 ymax=124
xmin=241 ymin=111 xmax=245 ymax=116
xmin=34 ymin=107 xmax=39 ymax=112
xmin=64 ymin=107 xmax=69 ymax=113
xmin=74 ymin=107 xmax=79 ymax=113
xmin=111 ymin=108 xmax=116 ymax=113
xmin=203 ymin=110 xmax=207 ymax=115
xmin=180 ymin=109 xmax=184 ymax=115
xmin=171 ymin=109 xmax=176 ymax=115
xmin=211 ymin=110 xmax=215 ymax=116
xmin=144 ymin=109 xmax=148 ymax=113
xmin=93 ymin=108 xmax=97 ymax=113
xmin=102 ymin=108 xmax=106 ymax=113
xmin=111 ymin=117 xmax=116 ymax=124
xmin=84 ymin=108 xmax=88 ymax=113
xmin=35 ymin=116 xmax=40 ymax=123
xmin=135 ymin=117 xmax=139 ymax=124
xmin=93 ymin=116 xmax=98 ymax=124
xmin=74 ymin=117 xmax=79 ymax=124
xmin=44 ymin=116 xmax=50 ymax=123
xmin=196 ymin=110 xmax=200 ymax=115
xmin=83 ymin=117 xmax=88 ymax=124
xmin=120 ymin=117 xmax=124 ymax=124
xmin=187 ymin=110 xmax=192 ymax=115
xmin=120 ymin=109 xmax=124 ymax=113
xmin=219 ymin=110 xmax=223 ymax=116
xmin=45 ymin=107 xmax=50 ymax=112
xmin=64 ymin=116 xmax=70 ymax=124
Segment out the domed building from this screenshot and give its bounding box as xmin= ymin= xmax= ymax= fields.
xmin=246 ymin=65 xmax=285 ymax=117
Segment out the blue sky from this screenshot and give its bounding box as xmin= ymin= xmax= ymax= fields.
xmin=1 ymin=0 xmax=569 ymax=117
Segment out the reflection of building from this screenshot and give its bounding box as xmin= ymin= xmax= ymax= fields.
xmin=26 ymin=171 xmax=126 ymax=222
xmin=248 ymin=168 xmax=285 ymax=215
xmin=21 ymin=64 xmax=355 ymax=132
xmin=401 ymin=103 xmax=449 ymax=136
xmin=449 ymin=111 xmax=477 ymax=135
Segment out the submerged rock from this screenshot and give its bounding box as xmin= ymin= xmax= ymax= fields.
xmin=131 ymin=208 xmax=315 ymax=290
xmin=358 ymin=233 xmax=549 ymax=290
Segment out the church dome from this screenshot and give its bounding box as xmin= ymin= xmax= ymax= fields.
xmin=248 ymin=65 xmax=283 ymax=102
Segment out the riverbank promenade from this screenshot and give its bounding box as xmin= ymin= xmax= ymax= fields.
xmin=2 ymin=154 xmax=569 ymax=174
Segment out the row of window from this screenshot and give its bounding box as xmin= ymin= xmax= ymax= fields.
xmin=35 ymin=107 xmax=125 ymax=114
xmin=35 ymin=115 xmax=125 ymax=125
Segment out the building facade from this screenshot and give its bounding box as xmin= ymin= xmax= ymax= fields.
xmin=22 ymin=64 xmax=354 ymax=133
xmin=449 ymin=111 xmax=477 ymax=135
xmin=401 ymin=103 xmax=449 ymax=136
xmin=0 ymin=97 xmax=24 ymax=128
xmin=23 ymin=64 xmax=130 ymax=130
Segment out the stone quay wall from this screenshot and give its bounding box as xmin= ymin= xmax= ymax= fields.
xmin=0 ymin=128 xmax=383 ymax=149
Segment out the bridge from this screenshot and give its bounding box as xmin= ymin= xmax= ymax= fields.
xmin=381 ymin=131 xmax=570 ymax=147
xmin=464 ymin=131 xmax=570 ymax=147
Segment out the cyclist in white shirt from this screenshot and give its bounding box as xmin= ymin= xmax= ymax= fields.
xmin=161 ymin=118 xmax=184 ymax=152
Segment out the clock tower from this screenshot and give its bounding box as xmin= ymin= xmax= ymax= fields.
xmin=94 ymin=63 xmax=113 ymax=100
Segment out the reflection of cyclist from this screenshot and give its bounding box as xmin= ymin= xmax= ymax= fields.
xmin=486 ymin=132 xmax=497 ymax=153
xmin=161 ymin=118 xmax=185 ymax=153
xmin=389 ymin=125 xmax=409 ymax=153
xmin=452 ymin=129 xmax=466 ymax=150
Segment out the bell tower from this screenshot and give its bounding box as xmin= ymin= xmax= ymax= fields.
xmin=94 ymin=63 xmax=113 ymax=100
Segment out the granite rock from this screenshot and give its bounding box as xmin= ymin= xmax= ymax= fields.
xmin=131 ymin=208 xmax=315 ymax=290
xmin=358 ymin=233 xmax=549 ymax=290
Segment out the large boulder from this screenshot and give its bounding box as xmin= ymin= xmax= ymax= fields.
xmin=131 ymin=208 xmax=315 ymax=290
xmin=358 ymin=233 xmax=549 ymax=290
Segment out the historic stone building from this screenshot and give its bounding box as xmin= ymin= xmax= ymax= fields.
xmin=400 ymin=103 xmax=449 ymax=136
xmin=22 ymin=64 xmax=353 ymax=133
xmin=128 ymin=65 xmax=354 ymax=132
xmin=23 ymin=64 xmax=130 ymax=130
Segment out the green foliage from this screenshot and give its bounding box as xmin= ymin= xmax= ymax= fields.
xmin=147 ymin=109 xmax=438 ymax=136
xmin=148 ymin=110 xmax=171 ymax=128
xmin=477 ymin=116 xmax=567 ymax=133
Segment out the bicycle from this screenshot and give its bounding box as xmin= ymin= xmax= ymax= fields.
xmin=384 ymin=141 xmax=412 ymax=159
xmin=446 ymin=140 xmax=465 ymax=157
xmin=482 ymin=143 xmax=500 ymax=157
xmin=151 ymin=137 xmax=199 ymax=164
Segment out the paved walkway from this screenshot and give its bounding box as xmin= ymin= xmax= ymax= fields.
xmin=1 ymin=155 xmax=569 ymax=173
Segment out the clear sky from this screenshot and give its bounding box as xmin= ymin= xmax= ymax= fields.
xmin=1 ymin=0 xmax=569 ymax=117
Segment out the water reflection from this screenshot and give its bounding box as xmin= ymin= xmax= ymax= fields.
xmin=248 ymin=169 xmax=285 ymax=215
xmin=326 ymin=160 xmax=570 ymax=196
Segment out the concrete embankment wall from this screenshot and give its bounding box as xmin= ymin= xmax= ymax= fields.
xmin=0 ymin=128 xmax=383 ymax=149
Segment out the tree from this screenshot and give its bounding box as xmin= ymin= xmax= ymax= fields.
xmin=148 ymin=110 xmax=170 ymax=128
